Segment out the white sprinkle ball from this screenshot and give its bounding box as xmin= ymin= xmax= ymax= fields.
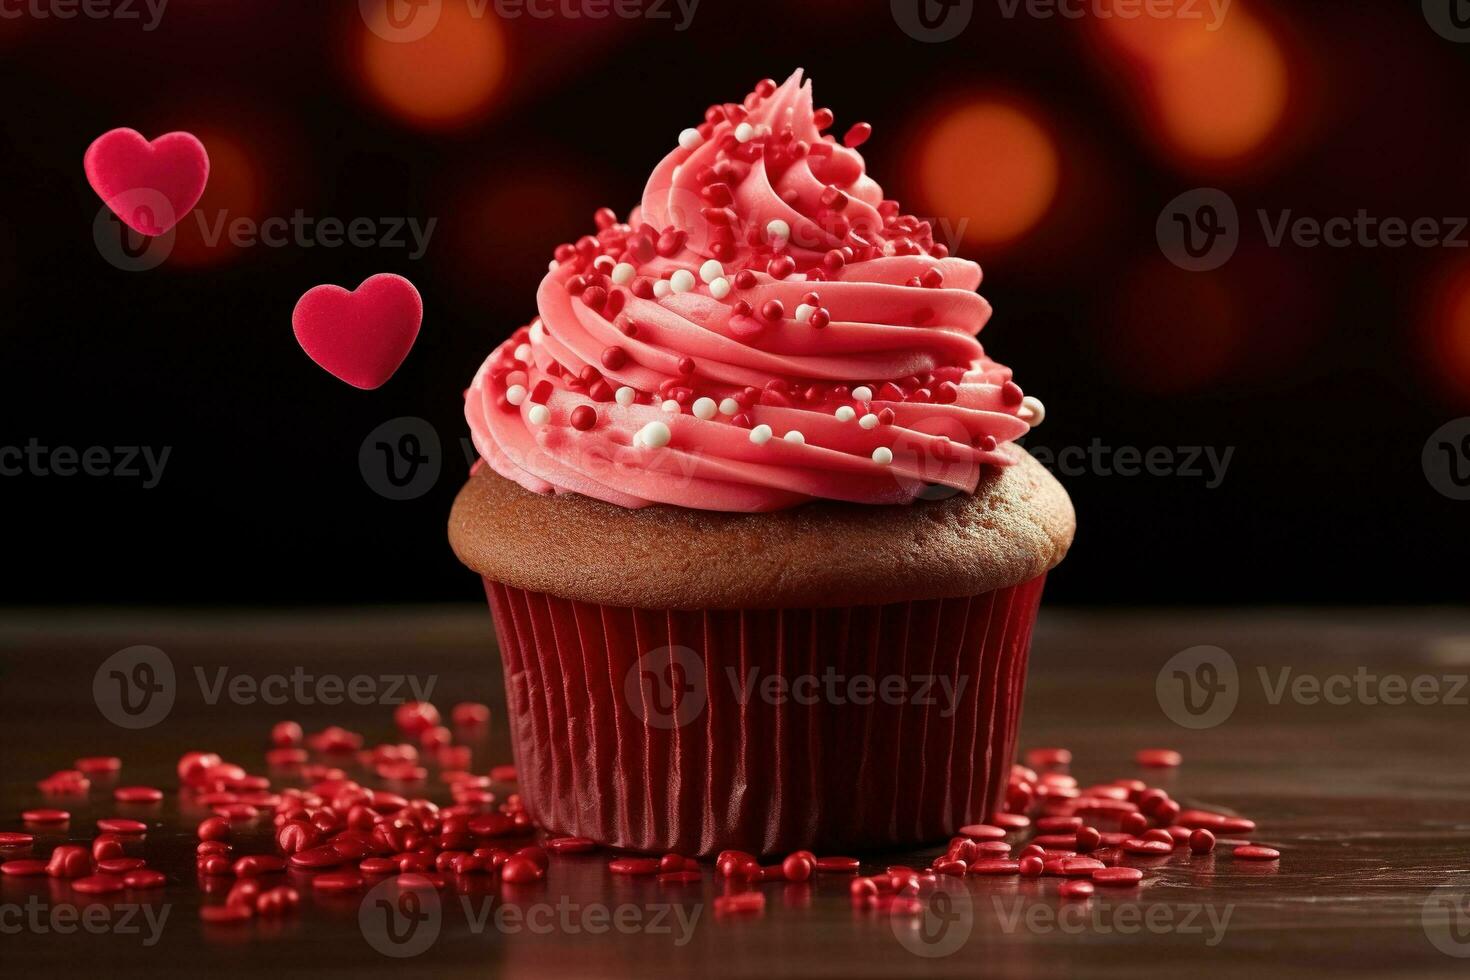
xmin=784 ymin=430 xmax=805 ymax=445
xmin=872 ymin=446 xmax=893 ymax=465
xmin=678 ymin=128 xmax=704 ymax=151
xmin=692 ymin=397 xmax=718 ymax=420
xmin=530 ymin=321 xmax=545 ymax=342
xmin=709 ymin=277 xmax=732 ymax=299
xmin=749 ymin=424 xmax=773 ymax=445
xmin=718 ymin=397 xmax=740 ymax=416
xmin=505 ymin=384 xmax=527 ymax=406
xmin=852 ymin=385 xmax=873 ymax=402
xmin=661 ymin=399 xmax=681 ymax=413
xmin=670 ymin=269 xmax=696 ymax=294
xmin=514 ymin=343 xmax=532 ymax=363
xmin=835 ymin=406 xmax=856 ymax=422
xmin=615 ymin=386 xmax=636 ymax=407
xmin=611 ymin=262 xmax=636 ymax=286
xmin=766 ymin=219 xmax=790 ymax=241
xmin=637 ymin=421 xmax=671 ymax=449
xmin=735 ymin=122 xmax=755 ymax=143
xmin=653 ymin=279 xmax=672 ymax=298
xmin=1020 ymin=395 xmax=1046 ymax=427
xmin=699 ymin=259 xmax=724 ymax=283
xmin=795 ymin=304 xmax=815 ymax=323
xmin=859 ymin=413 xmax=879 ymax=430
xmin=528 ymin=405 xmax=550 ymax=426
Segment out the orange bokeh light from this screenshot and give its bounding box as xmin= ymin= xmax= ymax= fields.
xmin=913 ymin=100 xmax=1060 ymax=248
xmin=1426 ymin=263 xmax=1470 ymax=403
xmin=357 ymin=2 xmax=507 ymax=130
xmin=1092 ymin=4 xmax=1290 ymax=168
xmin=168 ymin=131 xmax=262 ymax=268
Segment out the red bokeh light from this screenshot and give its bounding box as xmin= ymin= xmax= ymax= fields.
xmin=167 ymin=131 xmax=263 ymax=268
xmin=1104 ymin=257 xmax=1240 ymax=394
xmin=1424 ymin=261 xmax=1470 ymax=404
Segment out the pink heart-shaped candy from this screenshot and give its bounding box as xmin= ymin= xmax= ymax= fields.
xmin=84 ymin=128 xmax=209 ymax=236
xmin=293 ymin=274 xmax=423 ymax=390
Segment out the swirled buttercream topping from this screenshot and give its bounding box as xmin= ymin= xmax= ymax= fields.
xmin=465 ymin=70 xmax=1043 ymax=512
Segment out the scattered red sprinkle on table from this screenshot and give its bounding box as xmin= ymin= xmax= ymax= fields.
xmin=97 ymin=818 xmax=148 ymax=834
xmin=200 ymin=905 xmax=253 ymax=924
xmin=490 ymin=764 xmax=518 ymax=782
xmin=608 ymin=857 xmax=660 ymax=876
xmin=1092 ymin=867 xmax=1145 ymax=887
xmin=311 ymin=871 xmax=365 ymax=893
xmin=715 ymin=892 xmax=766 ymax=916
xmin=75 ymin=756 xmax=122 ymax=774
xmin=123 ymin=869 xmax=166 ymax=889
xmin=72 ymin=874 xmax=128 ymax=895
xmin=1233 ymin=845 xmax=1281 ymax=861
xmin=1 ymin=859 xmax=47 ymax=876
xmin=957 ymin=824 xmax=1007 ymax=840
xmin=114 ymin=786 xmax=164 ymax=803
xmin=96 ymin=857 xmax=147 ymax=874
xmin=1058 ymin=879 xmax=1095 ymax=899
xmin=1135 ymin=748 xmax=1183 ymax=768
xmin=20 ymin=808 xmax=69 ymax=824
xmin=0 ymin=832 xmax=35 ymax=847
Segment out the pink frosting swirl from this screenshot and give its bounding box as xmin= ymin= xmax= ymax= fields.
xmin=465 ymin=70 xmax=1040 ymax=512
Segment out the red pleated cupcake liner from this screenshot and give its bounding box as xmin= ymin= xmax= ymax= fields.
xmin=483 ymin=575 xmax=1047 ymax=857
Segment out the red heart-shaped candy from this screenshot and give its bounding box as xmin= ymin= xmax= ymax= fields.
xmin=84 ymin=128 xmax=210 ymax=236
xmin=293 ymin=274 xmax=423 ymax=390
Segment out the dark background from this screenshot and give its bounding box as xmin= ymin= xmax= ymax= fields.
xmin=2 ymin=0 xmax=1467 ymax=606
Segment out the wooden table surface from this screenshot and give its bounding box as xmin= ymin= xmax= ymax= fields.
xmin=3 ymin=607 xmax=1469 ymax=979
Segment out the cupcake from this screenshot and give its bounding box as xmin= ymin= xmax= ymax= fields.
xmin=450 ymin=70 xmax=1073 ymax=857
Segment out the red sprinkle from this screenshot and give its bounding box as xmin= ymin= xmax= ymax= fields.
xmin=657 ymin=871 xmax=702 ymax=884
xmin=75 ymin=756 xmax=122 ymax=774
xmin=72 ymin=874 xmax=128 ymax=895
xmin=113 ymin=786 xmax=164 ymax=803
xmin=0 ymin=832 xmax=35 ymax=847
xmin=1094 ymin=867 xmax=1145 ymax=887
xmin=21 ymin=808 xmax=69 ymax=824
xmin=714 ymin=892 xmax=765 ymax=916
xmin=546 ymin=836 xmax=597 ymax=854
xmin=46 ymin=845 xmax=91 ymax=878
xmin=124 ymin=869 xmax=166 ymax=888
xmin=843 ymin=122 xmax=872 ymax=148
xmin=1058 ymin=879 xmax=1095 ymax=899
xmin=957 ymin=824 xmax=1007 ymax=841
xmin=200 ymin=905 xmax=253 ymax=924
xmin=97 ymin=818 xmax=148 ymax=834
xmin=570 ymin=405 xmax=597 ymax=431
xmin=609 ymin=858 xmax=660 ymax=876
xmin=500 ymin=855 xmax=544 ymax=883
xmin=197 ymin=817 xmax=231 ymax=841
xmin=1136 ymin=749 xmax=1183 ymax=768
xmin=96 ymin=857 xmax=147 ymax=874
xmin=1233 ymin=845 xmax=1280 ymax=861
xmin=1188 ymin=829 xmax=1216 ymax=854
xmin=1 ymin=859 xmax=47 ymax=876
xmin=312 ymin=872 xmax=365 ymax=893
xmin=814 ymin=856 xmax=860 ymax=874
